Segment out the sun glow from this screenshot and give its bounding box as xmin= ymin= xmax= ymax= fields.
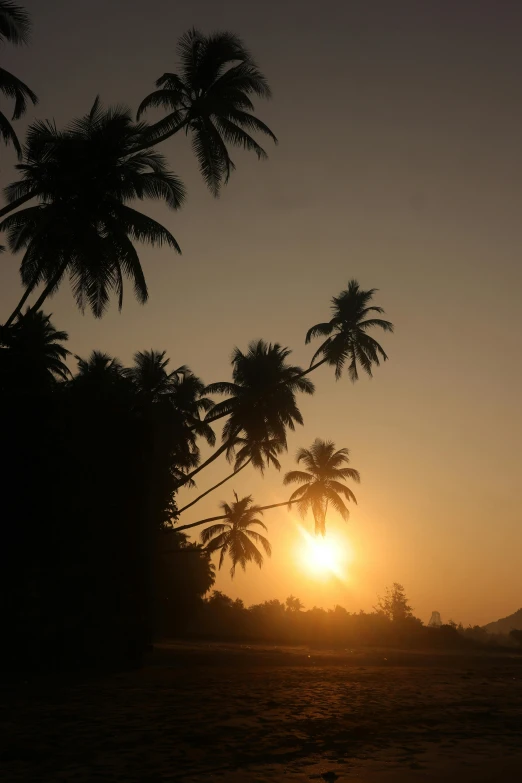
xmin=298 ymin=526 xmax=353 ymax=581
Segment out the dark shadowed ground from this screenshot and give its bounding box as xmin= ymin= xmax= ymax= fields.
xmin=2 ymin=642 xmax=522 ymax=781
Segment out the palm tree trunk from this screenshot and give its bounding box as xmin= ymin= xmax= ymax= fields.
xmin=26 ymin=259 xmax=69 ymax=315
xmin=133 ymin=117 xmax=189 ymax=154
xmin=174 ymin=438 xmax=234 ymax=489
xmin=4 ymin=279 xmax=37 ymax=327
xmin=0 ymin=191 xmax=36 ymax=220
xmin=177 ymin=458 xmax=251 ymax=515
xmin=174 ymin=499 xmax=297 ymax=533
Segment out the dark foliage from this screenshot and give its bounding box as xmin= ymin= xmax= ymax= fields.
xmin=0 ymin=1 xmax=38 ymax=157
xmin=0 ymin=321 xmax=215 ymax=670
xmin=178 ymin=590 xmax=516 ymax=652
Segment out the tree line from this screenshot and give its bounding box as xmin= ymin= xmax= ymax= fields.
xmin=178 ymin=585 xmax=521 ymax=651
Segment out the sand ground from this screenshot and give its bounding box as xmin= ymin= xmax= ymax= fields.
xmin=2 ymin=642 xmax=522 ymax=781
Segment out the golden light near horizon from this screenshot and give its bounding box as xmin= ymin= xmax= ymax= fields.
xmin=298 ymin=526 xmax=354 ymax=581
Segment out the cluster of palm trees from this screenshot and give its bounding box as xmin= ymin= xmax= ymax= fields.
xmin=0 ymin=277 xmax=392 ymax=575
xmin=0 ymin=3 xmax=394 ymax=582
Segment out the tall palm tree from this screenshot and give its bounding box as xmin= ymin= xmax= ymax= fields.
xmin=137 ymin=29 xmax=277 ymax=196
xmin=182 ymin=340 xmax=314 ymax=487
xmin=1 ymin=99 xmax=184 ymax=324
xmin=0 ymin=309 xmax=69 ymax=391
xmin=305 ymin=280 xmax=394 ymax=381
xmin=283 ymin=438 xmax=360 ymax=536
xmin=0 ymin=1 xmax=37 ymax=158
xmin=201 ymin=492 xmax=271 ymax=577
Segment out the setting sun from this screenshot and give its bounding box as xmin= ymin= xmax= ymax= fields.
xmin=298 ymin=527 xmax=353 ymax=580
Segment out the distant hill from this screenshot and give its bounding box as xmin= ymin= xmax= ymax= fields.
xmin=484 ymin=608 xmax=522 ymax=635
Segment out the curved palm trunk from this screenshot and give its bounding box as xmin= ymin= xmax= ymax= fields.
xmin=27 ymin=259 xmax=69 ymax=315
xmin=0 ymin=191 xmax=36 ymax=220
xmin=4 ymin=279 xmax=36 ymax=327
xmin=291 ymin=357 xmax=328 ymax=381
xmin=174 ymin=499 xmax=297 ymax=533
xmin=177 ymin=458 xmax=251 ymax=515
xmin=174 ymin=438 xmax=233 ymax=489
xmin=133 ymin=117 xmax=189 ymax=154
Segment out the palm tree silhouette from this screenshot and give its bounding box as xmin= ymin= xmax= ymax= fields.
xmin=0 ymin=309 xmax=69 ymax=390
xmin=75 ymin=350 xmax=127 ymax=383
xmin=283 ymin=438 xmax=360 ymax=535
xmin=201 ymin=492 xmax=271 ymax=577
xmin=137 ymin=28 xmax=277 ymax=195
xmin=127 ymin=349 xmax=215 ymax=467
xmin=1 ymin=99 xmax=184 ymax=324
xmin=182 ymin=340 xmax=314 ymax=487
xmin=305 ymin=280 xmax=394 ymax=381
xmin=0 ymin=1 xmax=37 ymax=158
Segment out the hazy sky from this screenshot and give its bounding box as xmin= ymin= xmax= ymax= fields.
xmin=2 ymin=0 xmax=522 ymax=626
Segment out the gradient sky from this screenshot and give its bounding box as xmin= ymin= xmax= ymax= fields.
xmin=2 ymin=0 xmax=522 ymax=626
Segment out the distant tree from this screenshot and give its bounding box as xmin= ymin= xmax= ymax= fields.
xmin=376 ymin=583 xmax=413 ymax=623
xmin=305 ymin=280 xmax=393 ymax=381
xmin=201 ymin=492 xmax=271 ymax=577
xmin=0 ymin=0 xmax=38 ymax=157
xmin=283 ymin=438 xmax=359 ymax=535
xmin=286 ymin=595 xmax=304 ymax=612
xmin=510 ymin=629 xmax=522 ymax=647
xmin=137 ymin=29 xmax=277 ymax=195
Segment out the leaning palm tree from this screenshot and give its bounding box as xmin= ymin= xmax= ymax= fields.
xmin=305 ymin=280 xmax=394 ymax=381
xmin=137 ymin=28 xmax=276 ymax=195
xmin=181 ymin=340 xmax=314 ymax=487
xmin=0 ymin=309 xmax=69 ymax=391
xmin=177 ymin=435 xmax=284 ymax=516
xmin=1 ymin=99 xmax=184 ymax=324
xmin=201 ymin=492 xmax=271 ymax=577
xmin=0 ymin=1 xmax=37 ymax=158
xmin=283 ymin=438 xmax=360 ymax=536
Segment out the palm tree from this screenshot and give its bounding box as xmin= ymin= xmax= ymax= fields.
xmin=1 ymin=99 xmax=184 ymax=324
xmin=127 ymin=349 xmax=216 ymax=477
xmin=137 ymin=29 xmax=276 ymax=195
xmin=0 ymin=309 xmax=69 ymax=391
xmin=283 ymin=438 xmax=360 ymax=536
xmin=305 ymin=280 xmax=394 ymax=381
xmin=286 ymin=595 xmax=304 ymax=612
xmin=0 ymin=1 xmax=37 ymax=158
xmin=75 ymin=350 xmax=126 ymax=382
xmin=181 ymin=340 xmax=314 ymax=487
xmin=201 ymin=492 xmax=271 ymax=577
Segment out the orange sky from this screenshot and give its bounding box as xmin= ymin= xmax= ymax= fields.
xmin=2 ymin=0 xmax=522 ymax=626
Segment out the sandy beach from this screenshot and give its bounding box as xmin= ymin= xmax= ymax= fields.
xmin=2 ymin=642 xmax=522 ymax=781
